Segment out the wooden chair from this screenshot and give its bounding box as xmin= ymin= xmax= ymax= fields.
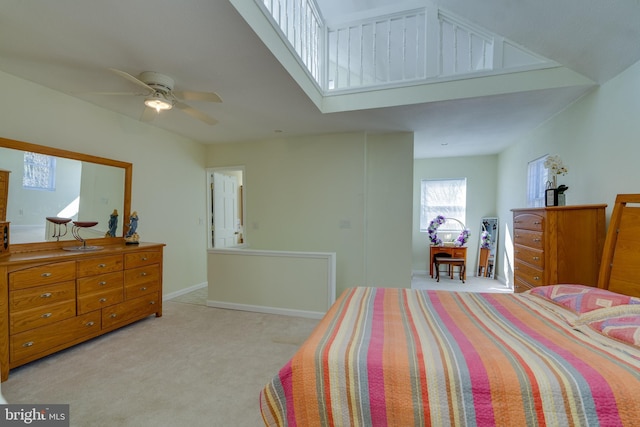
xmin=434 ymin=256 xmax=466 ymax=283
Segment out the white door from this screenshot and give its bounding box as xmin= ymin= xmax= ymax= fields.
xmin=213 ymin=172 xmax=238 ymax=247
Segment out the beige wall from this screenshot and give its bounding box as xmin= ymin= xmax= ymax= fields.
xmin=412 ymin=155 xmax=499 ymax=277
xmin=0 ymin=70 xmax=209 ymax=297
xmin=496 ymin=59 xmax=640 ymax=286
xmin=206 ymin=132 xmax=414 ymax=296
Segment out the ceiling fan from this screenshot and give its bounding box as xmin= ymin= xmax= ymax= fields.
xmin=100 ymin=68 xmax=222 ymax=125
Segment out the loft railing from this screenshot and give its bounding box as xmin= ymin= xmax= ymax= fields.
xmin=258 ymin=0 xmax=323 ymax=83
xmin=255 ymin=1 xmax=549 ymax=93
xmin=327 ymin=10 xmax=427 ymax=90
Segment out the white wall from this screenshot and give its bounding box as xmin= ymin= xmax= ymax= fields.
xmin=206 ymin=132 xmax=414 ymax=296
xmin=0 ymin=70 xmax=208 ymax=297
xmin=412 ymin=155 xmax=499 ymax=277
xmin=496 ymin=59 xmax=640 ymax=286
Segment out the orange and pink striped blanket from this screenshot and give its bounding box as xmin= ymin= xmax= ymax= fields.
xmin=260 ymin=287 xmax=640 ymax=426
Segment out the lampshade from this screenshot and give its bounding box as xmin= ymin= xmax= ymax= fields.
xmin=144 ymin=93 xmax=173 ymax=112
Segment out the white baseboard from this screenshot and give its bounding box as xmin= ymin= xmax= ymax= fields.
xmin=206 ymin=300 xmax=325 ymax=319
xmin=164 ymin=282 xmax=207 ymax=301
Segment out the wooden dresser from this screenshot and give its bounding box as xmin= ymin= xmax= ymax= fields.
xmin=511 ymin=205 xmax=606 ymax=293
xmin=0 ymin=241 xmax=164 ymax=381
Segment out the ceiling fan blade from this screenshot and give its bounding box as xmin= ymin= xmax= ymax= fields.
xmin=109 ymin=68 xmax=154 ymax=93
xmin=172 ymin=90 xmax=222 ymax=103
xmin=174 ymin=101 xmax=218 ymax=125
xmin=140 ymin=106 xmax=158 ymax=123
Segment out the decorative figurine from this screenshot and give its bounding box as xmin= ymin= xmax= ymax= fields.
xmin=105 ymin=209 xmax=118 ymax=237
xmin=125 ymin=211 xmax=140 ymax=245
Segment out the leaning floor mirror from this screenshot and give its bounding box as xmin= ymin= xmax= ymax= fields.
xmin=476 ymin=217 xmax=498 ymax=279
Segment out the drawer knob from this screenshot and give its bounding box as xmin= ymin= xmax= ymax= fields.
xmin=532 ymin=256 xmax=540 ymax=260
xmin=41 ymin=272 xmax=52 ymax=278
xmin=86 ymin=321 xmax=95 ymax=327
xmin=99 ymin=281 xmax=107 ymax=286
xmin=142 ymin=257 xmax=148 ymax=261
xmin=98 ymin=263 xmax=106 ymax=268
xmin=41 ymin=312 xmax=52 ymax=318
xmin=99 ymin=298 xmax=107 ymax=303
xmin=534 ymin=221 xmax=541 ymax=225
xmin=22 ymin=341 xmax=34 ymax=348
xmin=140 ymin=287 xmax=147 ymax=291
xmin=141 ymin=272 xmax=147 ymax=277
xmin=533 ymin=238 xmax=541 ymax=242
xmin=150 ymin=301 xmax=155 ymax=305
xmin=110 ymin=313 xmax=117 ymax=318
xmin=533 ymin=276 xmax=540 ymax=281
xmin=40 ymin=292 xmax=52 ymax=298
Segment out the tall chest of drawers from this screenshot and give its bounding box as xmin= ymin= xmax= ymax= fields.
xmin=511 ymin=205 xmax=606 ymax=293
xmin=0 ymin=242 xmax=164 ymax=381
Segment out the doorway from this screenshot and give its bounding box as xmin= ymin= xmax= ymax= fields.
xmin=206 ymin=167 xmax=245 ymax=249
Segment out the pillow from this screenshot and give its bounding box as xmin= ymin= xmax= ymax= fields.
xmin=587 ymin=314 xmax=640 ymax=348
xmin=527 ymin=284 xmax=640 ymax=324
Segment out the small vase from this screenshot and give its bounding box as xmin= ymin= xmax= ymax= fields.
xmin=551 ymin=175 xmax=557 ymax=189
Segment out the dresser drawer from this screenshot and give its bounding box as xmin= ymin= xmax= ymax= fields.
xmin=513 ymin=213 xmax=544 ymax=231
xmin=77 ymin=255 xmax=123 ymax=277
xmin=125 ymin=264 xmax=160 ymax=287
xmin=10 ymin=280 xmax=76 ymax=311
xmin=9 ymin=261 xmax=76 ymax=290
xmin=11 ymin=311 xmax=101 ymax=364
xmin=77 ymin=288 xmax=124 ymax=314
xmin=513 ymin=278 xmax=534 ymax=293
xmin=102 ymin=292 xmax=159 ymax=329
xmin=125 ymin=280 xmax=160 ymax=300
xmin=77 ymin=271 xmax=123 ymax=295
xmin=513 ymin=244 xmax=544 ymax=269
xmin=514 ymin=260 xmax=545 ymax=288
xmin=125 ymin=251 xmax=162 ymax=269
xmin=10 ymin=300 xmax=77 ymax=334
xmin=513 ymin=229 xmax=544 ymax=250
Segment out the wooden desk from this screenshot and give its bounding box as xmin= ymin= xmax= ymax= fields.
xmin=429 ymin=245 xmax=467 ymax=280
xmin=434 ymin=257 xmax=466 ymax=283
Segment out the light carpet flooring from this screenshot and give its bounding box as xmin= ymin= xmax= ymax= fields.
xmin=2 ymin=298 xmax=318 ymax=427
xmin=1 ymin=275 xmax=509 ymax=427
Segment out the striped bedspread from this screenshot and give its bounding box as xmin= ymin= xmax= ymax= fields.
xmin=260 ymin=287 xmax=640 ymax=426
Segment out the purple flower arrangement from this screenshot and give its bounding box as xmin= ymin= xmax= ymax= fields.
xmin=428 ymin=215 xmax=470 ymax=247
xmin=427 ymin=215 xmax=446 ymax=246
xmin=480 ymin=230 xmax=491 ymax=249
xmin=454 ymin=228 xmax=470 ymax=247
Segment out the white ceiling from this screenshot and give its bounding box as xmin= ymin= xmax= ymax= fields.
xmin=1 ymin=0 xmax=639 ymax=158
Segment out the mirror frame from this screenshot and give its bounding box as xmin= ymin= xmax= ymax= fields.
xmin=476 ymin=217 xmax=498 ymax=279
xmin=0 ymin=137 xmax=132 ymax=252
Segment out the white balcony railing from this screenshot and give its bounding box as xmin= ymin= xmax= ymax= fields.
xmin=259 ymin=0 xmax=323 ymax=83
xmin=256 ymin=1 xmax=550 ymax=94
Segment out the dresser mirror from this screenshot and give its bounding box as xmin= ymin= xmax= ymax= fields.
xmin=476 ymin=217 xmax=498 ymax=279
xmin=0 ymin=137 xmax=132 ymax=248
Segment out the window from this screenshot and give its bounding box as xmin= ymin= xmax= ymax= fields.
xmin=527 ymin=155 xmax=548 ymax=207
xmin=420 ymin=178 xmax=467 ymax=234
xmin=23 ymin=152 xmax=56 ymax=191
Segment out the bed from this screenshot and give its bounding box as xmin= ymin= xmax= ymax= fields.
xmin=260 ymin=194 xmax=640 ymax=426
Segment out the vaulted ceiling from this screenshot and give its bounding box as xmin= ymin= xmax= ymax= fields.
xmin=1 ymin=0 xmax=639 ymax=158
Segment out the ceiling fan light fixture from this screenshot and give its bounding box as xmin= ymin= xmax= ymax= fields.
xmin=144 ymin=93 xmax=173 ymax=112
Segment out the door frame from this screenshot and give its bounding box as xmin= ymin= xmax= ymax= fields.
xmin=206 ymin=166 xmax=246 ymax=249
